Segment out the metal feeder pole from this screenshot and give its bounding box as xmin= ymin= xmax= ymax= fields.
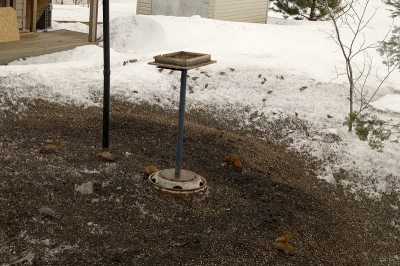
xmin=102 ymin=0 xmax=111 ymax=149
xmin=175 ymin=69 xmax=188 ymax=178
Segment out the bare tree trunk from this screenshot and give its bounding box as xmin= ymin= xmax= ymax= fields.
xmin=347 ymin=58 xmax=354 ymax=131
xmin=327 ymin=3 xmax=356 ymax=131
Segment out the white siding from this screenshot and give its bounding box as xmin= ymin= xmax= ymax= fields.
xmin=136 ymin=0 xmax=151 ymax=15
xmin=137 ymin=0 xmax=269 ymax=24
xmin=208 ymin=0 xmax=216 ymax=18
xmin=150 ymin=0 xmax=209 ymax=18
xmin=15 ymin=0 xmax=26 ymax=29
xmin=212 ymin=0 xmax=269 ymax=24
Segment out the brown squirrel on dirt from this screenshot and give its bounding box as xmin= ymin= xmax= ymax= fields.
xmin=97 ymin=151 xmax=116 ymax=161
xmin=224 ymin=153 xmax=243 ymax=169
xmin=274 ymin=231 xmax=295 ymax=255
xmin=40 ymin=136 xmax=63 ymax=153
xmin=142 ymin=166 xmax=159 ymax=175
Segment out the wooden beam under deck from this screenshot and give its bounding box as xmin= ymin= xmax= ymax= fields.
xmin=30 ymin=0 xmax=37 ymax=32
xmin=0 ymin=29 xmax=96 ymax=65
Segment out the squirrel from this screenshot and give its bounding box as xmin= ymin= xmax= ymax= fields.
xmin=142 ymin=166 xmax=159 ymax=175
xmin=234 ymin=159 xmax=243 ymax=169
xmin=274 ymin=231 xmax=295 ymax=255
xmin=40 ymin=136 xmax=63 ymax=153
xmin=97 ymin=151 xmax=116 ymax=161
xmin=224 ymin=153 xmax=243 ymax=169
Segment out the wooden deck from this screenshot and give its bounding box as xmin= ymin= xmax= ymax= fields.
xmin=0 ymin=30 xmax=96 ymax=65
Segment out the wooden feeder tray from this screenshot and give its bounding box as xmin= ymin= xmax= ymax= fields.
xmin=149 ymin=51 xmax=216 ymax=70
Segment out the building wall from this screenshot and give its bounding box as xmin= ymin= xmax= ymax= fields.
xmin=211 ymin=0 xmax=269 ymax=24
xmin=137 ymin=0 xmax=269 ymax=24
xmin=136 ymin=0 xmax=151 ymax=15
xmin=15 ymin=0 xmax=25 ymax=29
xmin=150 ymin=0 xmax=209 ymax=18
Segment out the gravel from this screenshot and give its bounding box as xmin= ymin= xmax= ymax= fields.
xmin=1 ymin=99 xmax=399 ymax=265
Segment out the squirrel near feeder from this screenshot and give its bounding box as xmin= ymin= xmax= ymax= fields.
xmin=40 ymin=136 xmax=63 ymax=153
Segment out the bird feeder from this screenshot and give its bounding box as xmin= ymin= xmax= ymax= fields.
xmin=148 ymin=51 xmax=216 ymax=198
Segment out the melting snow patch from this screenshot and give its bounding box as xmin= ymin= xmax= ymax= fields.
xmin=317 ymin=166 xmax=336 ymax=184
xmin=75 ymin=181 xmax=94 ymax=195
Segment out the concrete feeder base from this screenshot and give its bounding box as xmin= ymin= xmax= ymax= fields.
xmin=148 ymin=168 xmax=207 ymax=198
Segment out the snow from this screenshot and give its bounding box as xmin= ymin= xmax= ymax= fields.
xmin=0 ymin=0 xmax=399 ymax=198
xmin=370 ymin=94 xmax=400 ymax=113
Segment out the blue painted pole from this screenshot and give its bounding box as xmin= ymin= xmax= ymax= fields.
xmin=102 ymin=0 xmax=110 ymax=149
xmin=175 ymin=70 xmax=188 ymax=177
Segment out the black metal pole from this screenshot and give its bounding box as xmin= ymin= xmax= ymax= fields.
xmin=102 ymin=0 xmax=110 ymax=149
xmin=175 ymin=70 xmax=187 ymax=177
